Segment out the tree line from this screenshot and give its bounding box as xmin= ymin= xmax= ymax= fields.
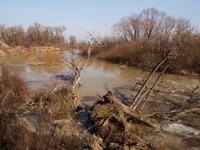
xmin=0 ymin=23 xmax=66 ymax=47
xmin=85 ymin=8 xmax=200 ymax=74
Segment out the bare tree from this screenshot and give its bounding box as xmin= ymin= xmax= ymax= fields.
xmin=26 ymin=23 xmax=66 ymax=47
xmin=113 ymin=17 xmax=133 ymax=42
xmin=64 ymin=32 xmax=99 ymax=92
xmin=0 ymin=25 xmax=25 ymax=46
xmin=69 ymin=35 xmax=77 ymax=46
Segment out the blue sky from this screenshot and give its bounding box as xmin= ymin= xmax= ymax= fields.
xmin=1 ymin=0 xmax=200 ymax=41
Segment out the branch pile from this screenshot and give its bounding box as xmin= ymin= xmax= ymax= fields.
xmin=89 ymin=91 xmax=155 ymax=150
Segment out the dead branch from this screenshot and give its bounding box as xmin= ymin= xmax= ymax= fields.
xmin=172 ymin=108 xmax=200 ymax=120
xmin=130 ymin=49 xmax=177 ymax=110
xmin=144 ymin=109 xmax=179 ymax=118
xmin=138 ymin=65 xmax=169 ymax=112
xmin=130 ymin=53 xmax=170 ymax=109
xmin=103 ymin=91 xmax=155 ymax=127
xmin=63 ymin=32 xmax=100 ymax=92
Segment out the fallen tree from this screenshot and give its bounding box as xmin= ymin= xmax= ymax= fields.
xmin=89 ymin=91 xmax=155 ymax=149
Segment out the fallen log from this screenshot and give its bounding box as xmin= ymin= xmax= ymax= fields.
xmin=89 ymin=91 xmax=155 ymax=149
xmin=103 ymin=91 xmax=155 ymax=128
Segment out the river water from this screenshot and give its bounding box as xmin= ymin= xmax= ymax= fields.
xmin=0 ymin=50 xmax=199 ymax=98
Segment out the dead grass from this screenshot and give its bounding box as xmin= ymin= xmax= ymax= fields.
xmin=41 ymin=51 xmax=62 ymax=65
xmin=33 ymin=86 xmax=80 ymax=120
xmin=0 ymin=65 xmax=87 ymax=150
xmin=50 ymin=119 xmax=88 ymax=150
xmin=27 ymin=53 xmax=37 ymax=62
xmin=0 ymin=65 xmax=51 ymax=150
xmin=0 ymin=65 xmax=30 ymax=111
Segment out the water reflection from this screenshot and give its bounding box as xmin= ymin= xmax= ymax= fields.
xmin=28 ymin=64 xmax=66 ymax=74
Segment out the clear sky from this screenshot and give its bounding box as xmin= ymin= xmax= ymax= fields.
xmin=1 ymin=0 xmax=200 ymax=41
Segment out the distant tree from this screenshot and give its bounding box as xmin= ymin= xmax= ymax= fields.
xmin=0 ymin=23 xmax=66 ymax=47
xmin=0 ymin=25 xmax=25 ymax=46
xmin=26 ymin=23 xmax=66 ymax=47
xmin=69 ymin=35 xmax=77 ymax=46
xmin=50 ymin=26 xmax=66 ymax=47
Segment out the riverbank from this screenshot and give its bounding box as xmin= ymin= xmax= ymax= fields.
xmin=0 ymin=41 xmax=70 ymax=58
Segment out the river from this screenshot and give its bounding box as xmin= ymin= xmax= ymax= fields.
xmin=0 ymin=50 xmax=198 ymax=98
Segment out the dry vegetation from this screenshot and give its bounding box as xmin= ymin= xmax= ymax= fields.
xmin=81 ymin=8 xmax=200 ymax=75
xmin=0 ymin=65 xmax=84 ymax=150
xmin=89 ymin=91 xmax=155 ymax=149
xmin=27 ymin=51 xmax=63 ymax=66
xmin=41 ymin=51 xmax=62 ymax=65
xmin=0 ymin=65 xmax=30 ymax=111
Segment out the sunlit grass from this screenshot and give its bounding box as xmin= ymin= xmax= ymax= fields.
xmin=41 ymin=51 xmax=62 ymax=65
xmin=27 ymin=53 xmax=37 ymax=62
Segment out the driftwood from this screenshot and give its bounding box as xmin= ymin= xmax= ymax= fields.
xmin=172 ymin=108 xmax=200 ymax=120
xmin=130 ymin=54 xmax=169 ymax=110
xmin=103 ymin=91 xmax=155 ymax=128
xmin=138 ymin=65 xmax=169 ymax=112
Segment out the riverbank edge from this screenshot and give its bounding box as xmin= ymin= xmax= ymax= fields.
xmin=0 ymin=41 xmax=71 ymax=57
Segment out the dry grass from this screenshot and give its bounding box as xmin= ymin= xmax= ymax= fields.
xmin=41 ymin=51 xmax=62 ymax=65
xmin=0 ymin=65 xmax=50 ymax=150
xmin=50 ymin=119 xmax=88 ymax=150
xmin=0 ymin=65 xmax=86 ymax=150
xmin=0 ymin=65 xmax=30 ymax=111
xmin=27 ymin=53 xmax=37 ymax=62
xmin=33 ymin=86 xmax=80 ymax=120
